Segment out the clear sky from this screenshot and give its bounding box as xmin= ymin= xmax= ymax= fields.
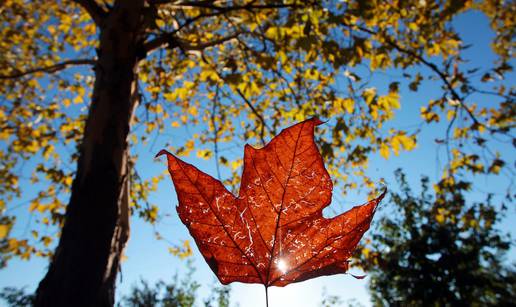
xmin=0 ymin=9 xmax=514 ymax=307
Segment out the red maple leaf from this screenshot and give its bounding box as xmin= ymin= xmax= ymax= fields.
xmin=157 ymin=118 xmax=385 ymax=287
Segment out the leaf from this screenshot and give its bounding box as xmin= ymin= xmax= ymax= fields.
xmin=0 ymin=224 xmax=10 ymax=239
xmin=379 ymin=143 xmax=390 ymax=159
xmin=158 ymin=118 xmax=385 ymax=287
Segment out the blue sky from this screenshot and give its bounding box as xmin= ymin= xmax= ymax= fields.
xmin=1 ymin=9 xmax=514 ymax=307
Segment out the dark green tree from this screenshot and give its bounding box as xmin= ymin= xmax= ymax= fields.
xmin=118 ymin=261 xmax=200 ymax=307
xmin=203 ymin=282 xmax=231 ymax=307
xmin=356 ymin=170 xmax=516 ymax=306
xmin=1 ymin=261 xmax=233 ymax=307
xmin=116 ymin=260 xmax=234 ymax=307
xmin=0 ymin=287 xmax=35 ymax=307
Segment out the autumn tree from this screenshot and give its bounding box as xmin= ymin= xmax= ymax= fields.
xmin=0 ymin=0 xmax=513 ymax=306
xmin=355 ymin=170 xmax=516 ymax=305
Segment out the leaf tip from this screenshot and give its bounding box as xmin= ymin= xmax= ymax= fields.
xmin=309 ymin=116 xmax=326 ymax=126
xmin=155 ymin=149 xmax=171 ymax=159
xmin=378 ymin=188 xmax=388 ymax=202
xmin=349 ymin=273 xmax=367 ymax=279
xmin=244 ymin=143 xmax=257 ymax=151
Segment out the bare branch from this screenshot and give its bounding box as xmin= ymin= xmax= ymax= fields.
xmin=198 ymin=54 xmax=271 ymax=144
xmin=235 ymin=87 xmax=270 ymax=145
xmin=73 ymin=0 xmax=107 ymax=26
xmin=211 ymin=84 xmax=222 ymax=181
xmin=0 ymin=59 xmax=96 ymax=80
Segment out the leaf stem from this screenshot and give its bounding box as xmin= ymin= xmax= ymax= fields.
xmin=265 ymin=286 xmax=269 ymax=307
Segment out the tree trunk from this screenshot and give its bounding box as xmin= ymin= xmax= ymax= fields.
xmin=35 ymin=2 xmax=145 ymax=306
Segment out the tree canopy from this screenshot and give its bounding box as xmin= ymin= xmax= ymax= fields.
xmin=0 ymin=0 xmax=514 ymax=303
xmin=356 ymin=169 xmax=515 ymax=306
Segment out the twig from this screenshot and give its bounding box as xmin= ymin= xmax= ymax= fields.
xmin=0 ymin=59 xmax=96 ymax=80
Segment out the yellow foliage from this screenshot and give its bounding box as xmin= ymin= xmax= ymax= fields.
xmin=335 ymin=98 xmax=355 ymax=114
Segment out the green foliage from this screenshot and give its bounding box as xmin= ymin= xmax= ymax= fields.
xmin=119 ymin=280 xmax=162 ymax=307
xmin=0 ymin=287 xmax=34 ymax=307
xmin=355 ymin=169 xmax=516 ymax=306
xmin=0 ymin=0 xmax=513 ymax=266
xmin=0 ymin=261 xmax=234 ymax=307
xmin=118 ymin=261 xmax=232 ymax=307
xmin=320 ymin=287 xmax=343 ymax=307
xmin=119 ymin=262 xmax=201 ymax=307
xmin=203 ymin=283 xmax=231 ymax=307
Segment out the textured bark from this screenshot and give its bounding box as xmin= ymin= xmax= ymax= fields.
xmin=35 ymin=2 xmax=144 ymax=306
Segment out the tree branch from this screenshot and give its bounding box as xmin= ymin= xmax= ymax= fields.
xmin=149 ymin=0 xmax=314 ymax=11
xmin=179 ymin=32 xmax=242 ymax=50
xmin=73 ymin=0 xmax=107 ymax=26
xmin=143 ymin=31 xmax=241 ymax=53
xmin=173 ymin=1 xmax=312 ymax=11
xmin=0 ymin=59 xmax=96 ymax=80
xmin=235 ymin=87 xmax=270 ymax=145
xmin=347 ymin=23 xmax=504 ymax=134
xmin=142 ymin=0 xmax=317 ymax=54
xmin=198 ymin=54 xmax=271 ymax=144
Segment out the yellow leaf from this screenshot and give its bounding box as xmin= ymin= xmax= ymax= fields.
xmin=391 ymin=136 xmax=400 ymax=156
xmin=341 ymin=98 xmax=355 ymax=114
xmin=8 ymin=238 xmax=18 ymax=250
xmin=362 ymin=247 xmax=370 ymax=258
xmin=171 ymin=121 xmax=180 ymax=128
xmin=48 ymin=25 xmax=56 ymax=35
xmin=436 ymin=213 xmax=445 ymax=224
xmin=168 ymin=246 xmax=180 ymax=255
xmin=0 ymin=224 xmax=10 ymax=239
xmin=42 ymin=236 xmax=52 ymax=247
xmin=379 ymin=143 xmax=390 ymax=159
xmin=188 ymin=106 xmax=198 ymax=117
xmin=398 ymin=135 xmax=416 ymax=151
xmin=73 ymin=95 xmax=83 ymax=104
xmin=408 ymin=22 xmax=419 ymax=31
xmin=231 ymin=159 xmax=242 ymax=170
xmin=154 ymin=104 xmax=163 ymax=114
xmin=28 ymin=79 xmax=39 ymax=88
xmin=29 ymin=202 xmax=38 ymax=212
xmin=196 ymin=149 xmax=212 ymax=160
xmin=185 ymin=140 xmax=194 ymax=150
xmin=446 ymin=109 xmax=456 ymax=121
xmin=163 ymin=92 xmax=175 ymax=101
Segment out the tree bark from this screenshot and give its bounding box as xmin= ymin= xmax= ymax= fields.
xmin=35 ymin=2 xmax=145 ymax=306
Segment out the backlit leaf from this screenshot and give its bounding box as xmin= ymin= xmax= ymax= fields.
xmin=158 ymin=118 xmax=385 ymax=287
